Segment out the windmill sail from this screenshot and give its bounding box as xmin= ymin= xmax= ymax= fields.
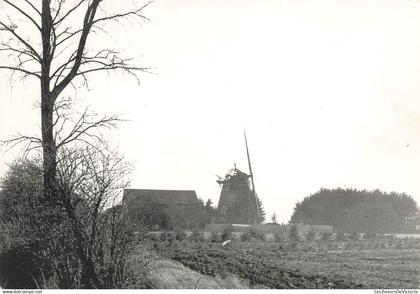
xmin=244 ymin=130 xmax=261 ymax=223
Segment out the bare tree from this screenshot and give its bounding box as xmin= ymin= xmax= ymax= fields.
xmin=0 ymin=0 xmax=150 ymax=200
xmin=55 ymin=144 xmax=133 ymax=288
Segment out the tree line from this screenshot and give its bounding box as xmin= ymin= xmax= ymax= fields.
xmin=290 ymin=188 xmax=419 ymax=233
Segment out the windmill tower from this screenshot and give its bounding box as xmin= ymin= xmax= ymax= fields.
xmin=216 ymin=131 xmax=262 ymax=224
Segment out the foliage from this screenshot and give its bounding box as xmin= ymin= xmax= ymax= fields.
xmin=190 ymin=227 xmax=204 ymax=242
xmin=221 ymin=226 xmax=233 ymax=242
xmin=305 ymin=228 xmax=316 ymax=241
xmin=210 ymin=231 xmax=221 ymax=243
xmin=288 ymin=224 xmax=299 ymax=242
xmin=128 ymin=197 xmax=216 ymax=231
xmin=129 ymin=199 xmax=173 ymax=230
xmin=290 ymin=188 xmax=419 ymax=233
xmin=257 ymin=197 xmax=266 ymax=223
xmin=241 ymin=227 xmax=265 ymax=242
xmin=273 ymin=231 xmax=285 ymax=242
xmin=174 ymin=227 xmax=187 ymax=241
xmin=271 ymin=212 xmax=278 ymax=224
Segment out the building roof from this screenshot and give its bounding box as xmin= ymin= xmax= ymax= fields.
xmin=122 ymin=189 xmax=199 ymax=206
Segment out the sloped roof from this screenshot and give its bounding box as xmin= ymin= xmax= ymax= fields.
xmin=122 ymin=189 xmax=198 ymax=206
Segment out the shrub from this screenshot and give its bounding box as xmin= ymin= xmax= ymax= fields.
xmin=273 ymin=231 xmax=285 ymax=242
xmin=305 ymin=228 xmax=316 ymax=241
xmin=167 ymin=232 xmax=176 ymax=245
xmin=240 ymin=232 xmax=251 ymax=242
xmin=0 ymin=243 xmax=50 ymax=289
xmin=157 ymin=231 xmax=166 ymax=241
xmin=190 ymin=227 xmax=204 ymax=242
xmin=221 ymin=225 xmax=233 ymax=242
xmin=241 ymin=227 xmax=265 ymax=242
xmin=250 ymin=227 xmax=265 ymax=241
xmin=210 ymin=231 xmax=221 ymax=243
xmin=174 ymin=227 xmax=187 ymax=241
xmin=288 ymin=224 xmax=299 ymax=242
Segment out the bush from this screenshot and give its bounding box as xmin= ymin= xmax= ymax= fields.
xmin=167 ymin=231 xmax=176 ymax=245
xmin=221 ymin=225 xmax=233 ymax=242
xmin=210 ymin=231 xmax=221 ymax=243
xmin=0 ymin=243 xmax=50 ymax=289
xmin=190 ymin=227 xmax=204 ymax=242
xmin=288 ymin=224 xmax=299 ymax=242
xmin=273 ymin=231 xmax=285 ymax=242
xmin=240 ymin=232 xmax=251 ymax=242
xmin=241 ymin=227 xmax=265 ymax=242
xmin=174 ymin=227 xmax=187 ymax=241
xmin=305 ymin=228 xmax=316 ymax=241
xmin=158 ymin=232 xmax=167 ymax=241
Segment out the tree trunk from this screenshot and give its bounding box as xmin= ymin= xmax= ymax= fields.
xmin=41 ymin=91 xmax=56 ymax=202
xmin=41 ymin=0 xmax=56 ymax=202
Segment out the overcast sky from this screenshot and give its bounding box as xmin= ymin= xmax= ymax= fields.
xmin=1 ymin=0 xmax=420 ymax=223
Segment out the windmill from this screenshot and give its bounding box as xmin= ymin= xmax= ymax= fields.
xmin=215 ymin=131 xmax=262 ymax=224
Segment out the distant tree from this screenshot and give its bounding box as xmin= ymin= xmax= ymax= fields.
xmin=129 ymin=198 xmax=173 ymax=230
xmin=288 ymin=224 xmax=299 ymax=242
xmin=257 ymin=197 xmax=265 ymax=223
xmin=204 ymin=199 xmax=217 ymax=222
xmin=271 ymin=212 xmax=278 ymax=224
xmin=289 ymin=188 xmax=419 ymax=233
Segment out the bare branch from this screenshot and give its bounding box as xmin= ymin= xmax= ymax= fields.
xmin=0 ymin=41 xmax=40 ymax=62
xmin=3 ymin=1 xmax=42 ymax=32
xmin=0 ymin=65 xmax=41 ymax=78
xmin=56 ymin=110 xmax=124 ymax=149
xmin=23 ymin=0 xmax=42 ymax=16
xmin=51 ymin=0 xmax=102 ymax=98
xmin=53 ymin=0 xmax=85 ymax=26
xmin=0 ymin=21 xmax=41 ymax=61
xmin=93 ymin=2 xmax=152 ymax=24
xmin=0 ymin=133 xmax=43 ymax=158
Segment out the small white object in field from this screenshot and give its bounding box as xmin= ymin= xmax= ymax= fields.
xmin=222 ymin=240 xmax=231 ymax=247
